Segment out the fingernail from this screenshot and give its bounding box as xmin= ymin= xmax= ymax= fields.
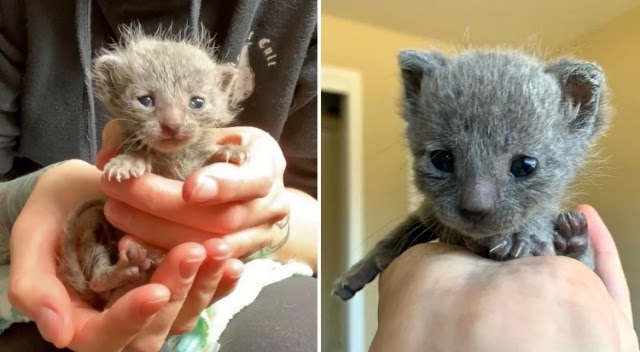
xmin=37 ymin=307 xmax=60 ymax=344
xmin=212 ymin=241 xmax=231 ymax=260
xmin=189 ymin=176 xmax=218 ymax=203
xmin=230 ymin=259 xmax=245 ymax=278
xmin=179 ymin=248 xmax=206 ymax=279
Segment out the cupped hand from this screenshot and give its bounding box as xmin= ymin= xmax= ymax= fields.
xmin=96 ymin=120 xmax=290 ymax=259
xmin=7 ymin=160 xmax=241 ymax=351
xmin=372 ymin=204 xmax=638 ymax=352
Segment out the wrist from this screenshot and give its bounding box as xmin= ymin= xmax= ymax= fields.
xmin=246 ymin=188 xmax=318 ymax=272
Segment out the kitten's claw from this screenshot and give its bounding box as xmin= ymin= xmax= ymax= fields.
xmin=103 ymin=154 xmax=150 ymax=181
xmin=509 ymin=238 xmax=530 ymax=258
xmin=488 ymin=237 xmax=512 ymax=260
xmin=488 ymin=233 xmax=553 ymax=260
xmin=554 ymin=211 xmax=589 ymax=257
xmin=209 ymin=145 xmax=249 ymax=165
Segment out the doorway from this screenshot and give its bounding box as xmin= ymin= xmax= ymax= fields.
xmin=320 ymin=66 xmax=365 ymax=352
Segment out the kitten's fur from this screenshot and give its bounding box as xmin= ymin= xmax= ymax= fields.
xmin=59 ymin=25 xmax=247 ymax=309
xmin=333 ymin=48 xmax=610 ymax=300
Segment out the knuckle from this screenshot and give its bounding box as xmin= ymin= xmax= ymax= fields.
xmin=7 ymin=277 xmax=28 ymax=309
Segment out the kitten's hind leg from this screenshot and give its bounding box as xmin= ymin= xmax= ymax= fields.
xmin=88 ymin=242 xmax=155 ymax=293
xmin=554 ymin=211 xmax=594 ymax=269
xmin=332 ymin=215 xmax=435 ymax=300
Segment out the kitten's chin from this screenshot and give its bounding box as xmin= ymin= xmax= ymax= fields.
xmin=151 ymin=136 xmax=194 ymax=153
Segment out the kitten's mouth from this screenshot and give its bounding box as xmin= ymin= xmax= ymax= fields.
xmin=437 ymin=213 xmax=516 ymax=238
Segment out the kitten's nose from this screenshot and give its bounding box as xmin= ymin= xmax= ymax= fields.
xmin=458 ymin=177 xmax=497 ymax=222
xmin=458 ymin=207 xmax=491 ymax=223
xmin=161 ymin=123 xmax=184 ymax=137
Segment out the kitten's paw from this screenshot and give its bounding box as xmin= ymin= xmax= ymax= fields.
xmin=332 ymin=254 xmax=392 ymax=301
xmin=488 ymin=233 xmax=554 ymax=261
xmin=88 ymin=243 xmax=158 ymax=293
xmin=121 ymin=241 xmax=164 ymax=273
xmin=89 ymin=264 xmax=141 ymax=293
xmin=103 ymin=154 xmax=150 ymax=182
xmin=554 ymin=211 xmax=589 ymax=257
xmin=488 ymin=234 xmax=530 ymax=260
xmin=209 ymin=145 xmax=249 ymax=165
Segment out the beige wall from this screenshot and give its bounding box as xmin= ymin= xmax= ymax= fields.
xmin=567 ymin=7 xmax=640 ymax=329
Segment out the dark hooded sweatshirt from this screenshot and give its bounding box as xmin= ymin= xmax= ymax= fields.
xmin=0 ymin=0 xmax=318 ymax=197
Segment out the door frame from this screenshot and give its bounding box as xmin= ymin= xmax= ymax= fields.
xmin=321 ymin=65 xmax=365 ymax=352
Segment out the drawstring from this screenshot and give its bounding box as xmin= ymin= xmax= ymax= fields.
xmin=75 ymin=0 xmax=98 ymax=160
xmin=188 ymin=0 xmax=203 ymax=35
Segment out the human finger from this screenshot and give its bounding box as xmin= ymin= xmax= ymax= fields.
xmin=210 ymin=259 xmax=243 ymax=304
xmin=221 ymin=223 xmax=275 ymax=259
xmin=102 ymin=179 xmax=286 ymax=234
xmin=96 ymin=120 xmax=123 ymax=170
xmin=170 ymin=238 xmax=230 ymax=334
xmin=577 ymin=204 xmax=633 ymax=323
xmin=183 ymin=127 xmax=286 ymax=204
xmin=69 ymin=284 xmax=170 ymax=352
xmin=126 ymin=242 xmax=205 ymax=350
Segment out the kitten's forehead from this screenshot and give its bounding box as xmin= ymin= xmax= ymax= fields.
xmin=421 ymin=52 xmax=563 ymax=148
xmin=118 ymin=39 xmax=218 ymax=89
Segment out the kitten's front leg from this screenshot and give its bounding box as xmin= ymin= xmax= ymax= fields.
xmin=206 ymin=144 xmax=249 ymax=166
xmin=485 ymin=232 xmax=555 ymax=261
xmin=332 ymin=215 xmax=435 ymax=300
xmin=463 ymin=217 xmax=556 ymax=261
xmin=103 ymin=153 xmax=152 ymax=181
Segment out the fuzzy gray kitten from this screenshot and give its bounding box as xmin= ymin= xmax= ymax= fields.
xmin=59 ymin=26 xmax=247 ymax=309
xmin=333 ymin=48 xmax=610 ymax=300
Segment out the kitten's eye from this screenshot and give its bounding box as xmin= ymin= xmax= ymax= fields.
xmin=190 ymin=97 xmax=205 ymax=109
xmin=137 ymin=95 xmax=154 ymax=107
xmin=510 ymin=156 xmax=538 ymax=177
xmin=430 ymin=150 xmax=454 ymax=173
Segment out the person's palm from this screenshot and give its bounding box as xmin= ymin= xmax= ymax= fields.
xmin=8 ymin=160 xmax=240 ymax=351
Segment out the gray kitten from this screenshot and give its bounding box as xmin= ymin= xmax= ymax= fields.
xmin=59 ymin=25 xmax=247 ymax=309
xmin=333 ymin=48 xmax=610 ymax=300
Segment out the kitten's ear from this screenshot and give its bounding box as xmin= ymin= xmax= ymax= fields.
xmin=398 ymin=50 xmax=447 ymax=120
xmin=545 ymin=59 xmax=609 ymax=137
xmin=218 ymin=64 xmax=239 ymax=93
xmin=92 ymin=54 xmax=123 ymax=97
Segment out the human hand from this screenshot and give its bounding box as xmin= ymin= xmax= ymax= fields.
xmin=372 ymin=204 xmax=638 ymax=352
xmin=8 ymin=160 xmax=241 ymax=352
xmin=96 ymin=120 xmax=290 ymax=260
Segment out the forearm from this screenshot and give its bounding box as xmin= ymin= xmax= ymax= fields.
xmin=259 ymin=188 xmax=318 ymax=272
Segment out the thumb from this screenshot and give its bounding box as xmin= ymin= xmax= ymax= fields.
xmin=8 ymin=244 xmax=74 ymax=348
xmin=9 ymin=205 xmax=76 ymax=347
xmin=96 ymin=120 xmax=122 ymax=169
xmin=577 ymin=204 xmax=633 ymax=324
